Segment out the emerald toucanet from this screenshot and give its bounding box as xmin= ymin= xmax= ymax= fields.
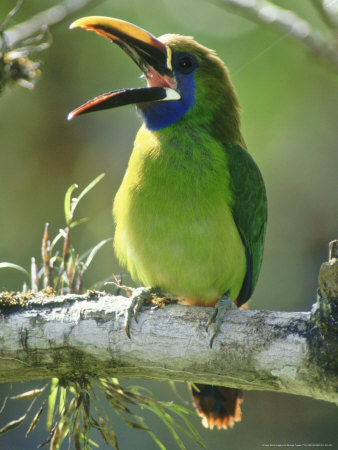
xmin=68 ymin=16 xmax=267 ymax=430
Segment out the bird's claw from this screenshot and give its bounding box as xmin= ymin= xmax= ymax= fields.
xmin=124 ymin=287 xmax=152 ymax=338
xmin=206 ymin=296 xmax=236 ymax=348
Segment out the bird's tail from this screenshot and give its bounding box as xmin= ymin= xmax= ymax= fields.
xmin=189 ymin=384 xmax=243 ymax=430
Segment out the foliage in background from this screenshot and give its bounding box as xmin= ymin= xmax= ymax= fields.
xmin=2 ymin=0 xmax=338 ymax=90
xmin=1 ymin=376 xmax=205 ymax=450
xmin=0 ymin=173 xmax=108 ymax=295
xmin=0 ymin=177 xmax=204 ymax=450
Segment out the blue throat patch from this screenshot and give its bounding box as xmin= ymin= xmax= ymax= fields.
xmin=137 ymin=72 xmax=195 ymax=130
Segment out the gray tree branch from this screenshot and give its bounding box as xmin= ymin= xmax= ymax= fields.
xmin=212 ymin=0 xmax=338 ymax=71
xmin=0 ymin=290 xmax=337 ymax=405
xmin=0 ymin=0 xmax=104 ymax=91
xmin=3 ymin=0 xmax=102 ymax=47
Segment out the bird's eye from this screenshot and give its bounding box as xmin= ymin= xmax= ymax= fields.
xmin=177 ymin=55 xmax=196 ymax=74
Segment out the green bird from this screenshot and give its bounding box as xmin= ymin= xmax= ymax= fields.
xmin=69 ymin=16 xmax=267 ymax=430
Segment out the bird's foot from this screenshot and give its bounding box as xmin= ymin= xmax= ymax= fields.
xmin=124 ymin=287 xmax=152 ymax=338
xmin=206 ymin=296 xmax=236 ymax=348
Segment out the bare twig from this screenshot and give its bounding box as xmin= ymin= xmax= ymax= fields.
xmin=0 ymin=0 xmax=23 ymax=35
xmin=211 ymin=0 xmax=338 ymax=71
xmin=3 ymin=0 xmax=103 ymax=48
xmin=0 ymin=0 xmax=103 ymax=92
xmin=311 ymin=0 xmax=338 ymax=29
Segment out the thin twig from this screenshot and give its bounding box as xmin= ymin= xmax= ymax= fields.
xmin=311 ymin=0 xmax=338 ymax=29
xmin=3 ymin=0 xmax=103 ymax=48
xmin=211 ymin=0 xmax=338 ymax=71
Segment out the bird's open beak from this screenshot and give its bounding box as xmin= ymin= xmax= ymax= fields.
xmin=67 ymin=16 xmax=180 ymax=120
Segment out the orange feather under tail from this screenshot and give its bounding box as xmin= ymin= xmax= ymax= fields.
xmin=190 ymin=384 xmax=243 ymax=430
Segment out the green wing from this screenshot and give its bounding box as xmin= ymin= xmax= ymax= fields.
xmin=226 ymin=144 xmax=267 ymax=306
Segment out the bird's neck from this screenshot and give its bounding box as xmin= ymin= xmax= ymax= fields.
xmin=138 ymin=67 xmax=244 ymax=146
xmin=137 ymin=98 xmax=194 ymax=131
xmin=139 ymin=107 xmax=244 ymax=148
xmin=137 ymin=72 xmax=196 ymax=130
xmin=206 ymin=80 xmax=245 ymax=147
xmin=138 ymin=88 xmax=244 ymax=147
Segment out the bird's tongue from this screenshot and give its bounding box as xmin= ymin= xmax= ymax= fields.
xmin=146 ymin=67 xmax=175 ymax=89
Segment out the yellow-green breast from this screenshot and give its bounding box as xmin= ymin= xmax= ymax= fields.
xmin=113 ymin=124 xmax=246 ymax=305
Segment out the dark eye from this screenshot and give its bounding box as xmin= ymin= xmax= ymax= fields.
xmin=177 ymin=55 xmax=196 ymax=74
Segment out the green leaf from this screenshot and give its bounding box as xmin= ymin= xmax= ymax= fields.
xmin=51 ymin=416 xmax=70 ymax=450
xmin=47 ymin=378 xmax=59 ymax=429
xmin=0 ymin=395 xmax=8 ymax=415
xmin=69 ymin=217 xmax=89 ymax=229
xmin=75 ymin=173 xmax=105 ymax=206
xmin=0 ymin=414 xmax=27 ymax=435
xmin=146 ymin=429 xmax=166 ymax=450
xmin=105 ymin=393 xmax=132 ymax=414
xmin=64 ymin=183 xmax=78 ymax=225
xmin=58 ymin=387 xmax=67 ymax=415
xmin=69 ymin=173 xmax=105 ymax=222
xmin=50 ymin=229 xmax=65 ymax=251
xmin=0 ymin=262 xmax=30 ymax=278
xmin=91 ymin=417 xmax=109 ymax=445
xmin=189 ymin=382 xmax=200 ymax=393
xmin=81 ymin=238 xmax=112 ymax=271
xmin=0 ymin=397 xmax=36 ymax=436
xmin=164 ymin=404 xmax=206 ymax=448
xmin=25 ymin=401 xmax=46 ymax=437
xmin=11 ymin=385 xmax=47 ymax=400
xmin=162 ymin=402 xmax=197 ymax=417
xmin=123 ymin=418 xmax=150 ymax=431
xmin=126 ymin=385 xmax=158 ymax=399
xmin=149 ymin=403 xmax=186 ymax=450
xmin=96 ymin=416 xmax=119 ymax=449
xmin=131 ymin=413 xmax=166 ymax=450
xmin=73 ymin=410 xmax=81 ymax=450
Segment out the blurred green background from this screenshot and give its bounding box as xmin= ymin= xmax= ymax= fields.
xmin=0 ymin=0 xmax=337 ymax=449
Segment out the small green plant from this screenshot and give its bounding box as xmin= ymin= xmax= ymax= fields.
xmin=0 ymin=173 xmax=109 ymax=296
xmin=0 ymin=176 xmax=205 ymax=449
